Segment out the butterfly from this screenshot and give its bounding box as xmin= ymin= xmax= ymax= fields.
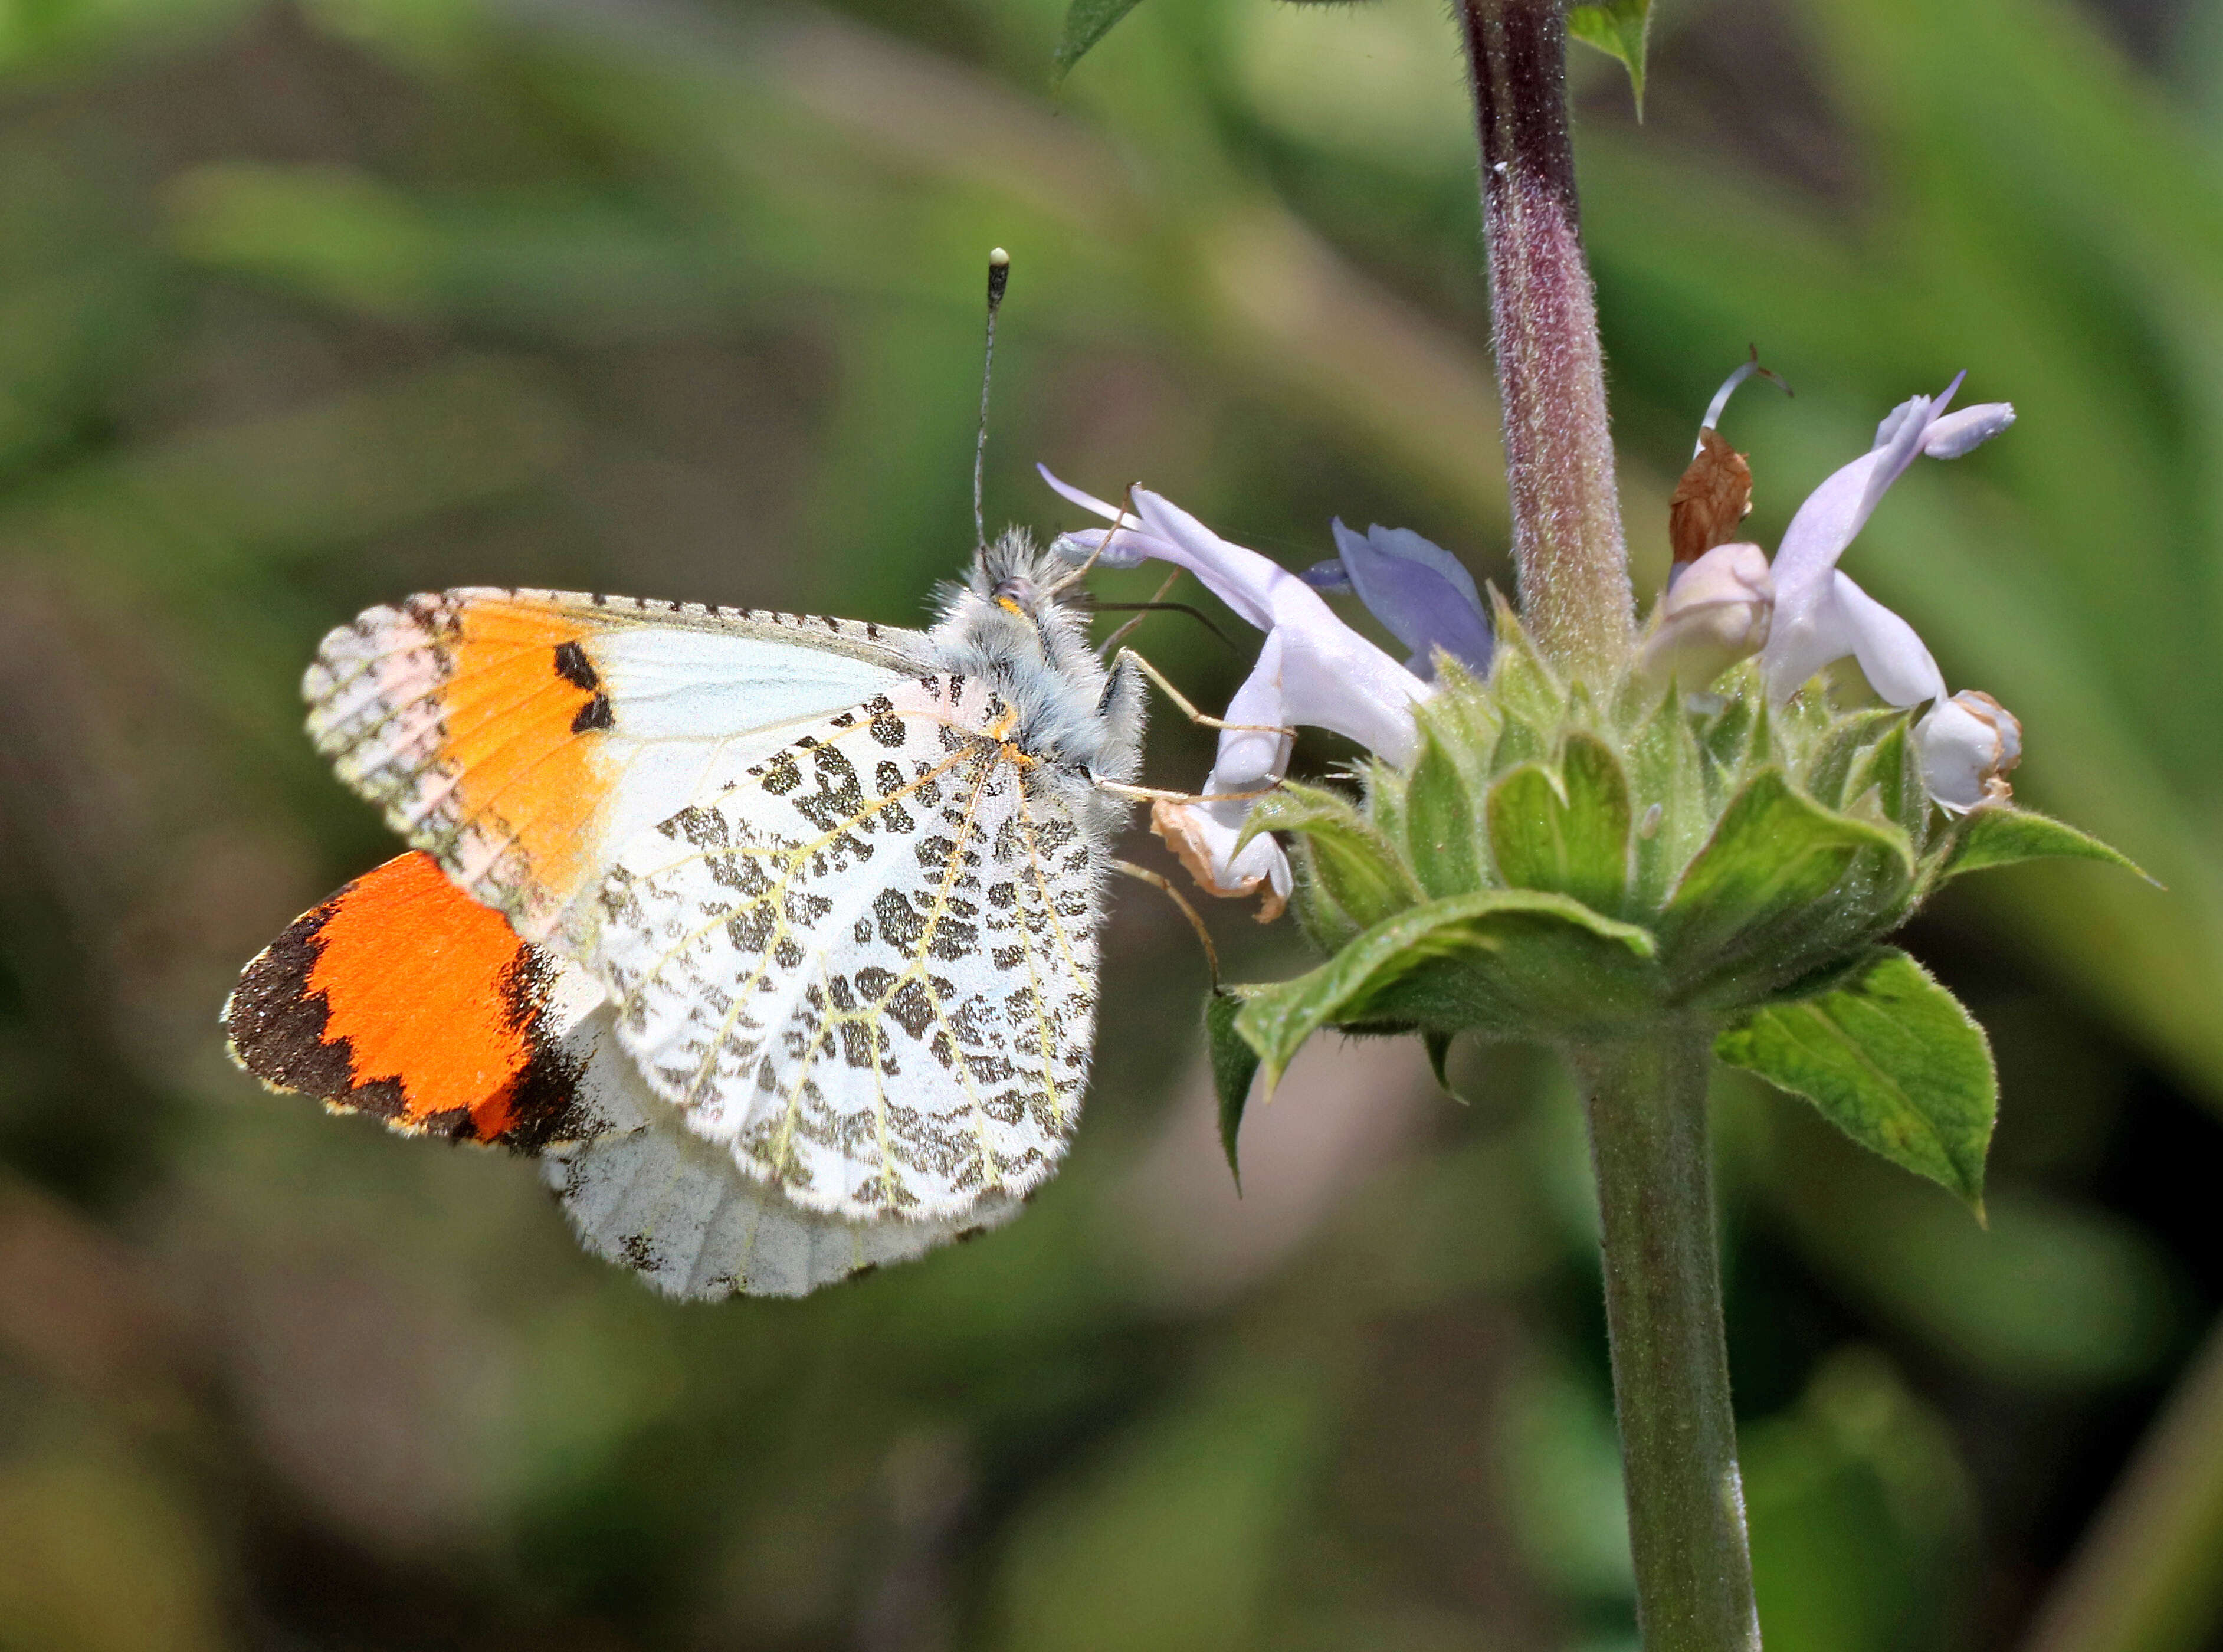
xmin=224 ymin=528 xmax=1146 ymax=1298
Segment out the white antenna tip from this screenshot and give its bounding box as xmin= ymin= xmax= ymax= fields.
xmin=989 ymin=247 xmax=1010 ymax=267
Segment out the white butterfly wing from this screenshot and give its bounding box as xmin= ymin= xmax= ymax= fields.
xmin=588 ymin=672 xmax=1107 ymax=1223
xmin=550 ymin=988 xmax=1020 ymax=1297
xmin=303 ymin=588 xmax=930 ymax=938
xmin=223 ymin=847 xmax=969 ymax=1297
xmin=547 ymin=1119 xmax=1021 ymax=1300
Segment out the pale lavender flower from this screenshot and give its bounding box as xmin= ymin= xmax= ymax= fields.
xmin=1640 ymin=540 xmax=1773 ymax=690
xmin=1726 ymin=374 xmax=2022 ymax=811
xmin=1916 ymin=690 xmax=2023 ymax=812
xmin=1302 ymin=522 xmax=1494 ymax=680
xmin=1761 ymin=375 xmax=2014 ymax=708
xmin=1041 ymin=468 xmax=1429 ymax=908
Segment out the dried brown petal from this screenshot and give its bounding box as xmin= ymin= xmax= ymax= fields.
xmin=1151 ymin=799 xmax=1287 ymax=924
xmin=1669 ymin=428 xmax=1753 ymax=567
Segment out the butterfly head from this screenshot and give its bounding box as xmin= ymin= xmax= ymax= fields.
xmin=968 ymin=527 xmax=1091 ymax=628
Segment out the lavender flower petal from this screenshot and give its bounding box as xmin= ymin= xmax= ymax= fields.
xmin=1327 ymin=520 xmax=1494 ymax=678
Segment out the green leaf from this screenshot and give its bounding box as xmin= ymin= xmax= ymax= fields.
xmin=1243 ymin=781 xmax=1421 ymax=930
xmin=1777 ymin=687 xmax=1835 ymax=749
xmin=1717 ymin=947 xmax=1996 ymax=1210
xmin=1608 ymin=671 xmax=1655 ymax=735
xmin=1053 ymin=0 xmax=1145 ymax=80
xmin=1661 ymin=768 xmax=1914 ymax=1005
xmin=1361 ymin=758 xmax=1407 ymax=850
xmin=1491 ymin=714 xmax=1547 ymax=776
xmin=1568 ymin=0 xmax=1653 ymax=116
xmin=1417 ymin=660 xmax=1500 ymax=777
xmin=1406 ymin=731 xmax=1484 ymax=897
xmin=1287 ymin=835 xmax=1364 ymax=955
xmin=1232 ymin=891 xmax=1661 ymax=1087
xmin=1206 ymin=989 xmax=1261 ymax=1188
xmin=1842 ymin=716 xmax=1926 ymax=841
xmin=1700 ymin=690 xmax=1756 ymax=774
xmin=1937 ymin=806 xmax=2154 ymax=885
xmin=1423 ymin=1030 xmax=1463 ymax=1102
xmin=1486 ymin=732 xmax=1631 ymax=914
xmin=1743 ymin=693 xmax=1776 ymax=771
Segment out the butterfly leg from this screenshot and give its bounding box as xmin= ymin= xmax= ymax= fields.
xmin=1088 ymin=776 xmax=1282 ymax=805
xmin=1110 ymin=647 xmax=1295 ymax=739
xmin=1088 ymin=648 xmax=1284 ymax=807
xmin=1098 ymin=569 xmax=1174 ymax=655
xmin=1111 ymin=858 xmax=1219 ymax=982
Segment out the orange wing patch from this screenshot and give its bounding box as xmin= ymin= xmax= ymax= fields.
xmin=434 ymin=605 xmax=613 ymax=907
xmin=225 ymin=852 xmax=602 ymax=1149
xmin=306 ymin=595 xmax=618 ymax=935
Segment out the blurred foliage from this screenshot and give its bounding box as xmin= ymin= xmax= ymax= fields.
xmin=0 ymin=0 xmax=2218 ymax=1648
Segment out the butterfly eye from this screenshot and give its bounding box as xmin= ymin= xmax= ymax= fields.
xmin=991 ymin=576 xmax=1037 ymax=615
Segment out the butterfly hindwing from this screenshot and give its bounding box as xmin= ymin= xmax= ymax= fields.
xmin=304 ymin=589 xmax=929 ymax=938
xmin=225 ymin=851 xmax=1017 ymax=1298
xmin=547 ymin=1127 xmax=1022 ymax=1301
xmin=589 ymin=671 xmax=1107 ymax=1223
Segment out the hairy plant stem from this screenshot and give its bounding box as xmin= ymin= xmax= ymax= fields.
xmin=1572 ymin=1027 xmax=1761 ymax=1652
xmin=1456 ymin=0 xmax=1633 ymax=680
xmin=1452 ymin=13 xmax=1748 ymax=1637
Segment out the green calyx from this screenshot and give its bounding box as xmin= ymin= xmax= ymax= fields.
xmin=1208 ymin=601 xmax=2146 ymax=1210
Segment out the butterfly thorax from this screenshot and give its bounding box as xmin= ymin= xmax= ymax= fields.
xmin=927 ymin=529 xmax=1143 ymax=810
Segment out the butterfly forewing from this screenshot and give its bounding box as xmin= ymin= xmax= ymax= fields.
xmin=304 ymin=588 xmax=927 ymax=938
xmin=589 ymin=673 xmax=1106 ymax=1222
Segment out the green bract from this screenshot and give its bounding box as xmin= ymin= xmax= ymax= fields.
xmin=1052 ymin=0 xmax=1145 ymax=81
xmin=1209 ymin=601 xmax=2146 ymax=1212
xmin=1568 ymin=0 xmax=1653 ymax=116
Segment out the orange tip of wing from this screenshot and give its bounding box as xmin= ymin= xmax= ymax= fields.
xmin=224 ymin=851 xmax=599 ymax=1149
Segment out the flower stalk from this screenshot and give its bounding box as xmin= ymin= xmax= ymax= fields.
xmin=1457 ymin=0 xmax=1633 ymax=680
xmin=1573 ymin=1028 xmax=1762 ymax=1652
xmin=1459 ymin=6 xmax=1755 ymax=1644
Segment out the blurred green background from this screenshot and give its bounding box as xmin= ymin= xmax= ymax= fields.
xmin=1 ymin=0 xmax=2219 ymax=1647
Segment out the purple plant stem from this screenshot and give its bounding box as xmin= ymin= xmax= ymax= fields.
xmin=1457 ymin=0 xmax=1633 ymax=680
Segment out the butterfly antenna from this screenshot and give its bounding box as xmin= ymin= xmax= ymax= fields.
xmin=973 ymin=247 xmax=1011 ymax=578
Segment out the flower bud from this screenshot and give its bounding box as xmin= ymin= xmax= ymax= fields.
xmin=1639 ymin=542 xmax=1775 ymax=690
xmin=1922 ymin=402 xmax=2016 ymax=459
xmin=1916 ymin=690 xmax=2022 ymax=812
